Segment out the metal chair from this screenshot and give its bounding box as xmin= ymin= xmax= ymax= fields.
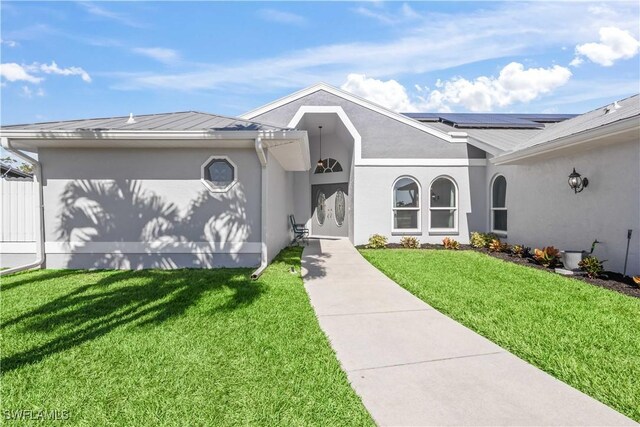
xmin=289 ymin=215 xmax=309 ymax=246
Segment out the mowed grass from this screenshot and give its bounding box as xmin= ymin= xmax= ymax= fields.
xmin=360 ymin=249 xmax=640 ymax=421
xmin=1 ymin=248 xmax=372 ymax=426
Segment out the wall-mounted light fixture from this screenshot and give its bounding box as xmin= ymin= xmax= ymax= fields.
xmin=568 ymin=167 xmax=588 ymax=194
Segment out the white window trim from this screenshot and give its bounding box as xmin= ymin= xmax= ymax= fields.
xmin=391 ymin=176 xmax=422 ymax=234
xmin=200 ymin=155 xmax=238 ymax=193
xmin=490 ymin=174 xmax=508 ymax=235
xmin=428 ymin=175 xmax=459 ymax=234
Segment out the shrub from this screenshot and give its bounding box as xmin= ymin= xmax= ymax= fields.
xmin=470 ymin=232 xmax=488 ymax=248
xmin=511 ymin=244 xmax=530 ymax=258
xmin=400 ymin=236 xmax=420 ymax=249
xmin=470 ymin=232 xmax=498 ymax=249
xmin=442 ymin=237 xmax=460 ymax=250
xmin=578 ymin=256 xmax=605 ymax=278
xmin=488 ymin=238 xmax=509 ymax=253
xmin=532 ymin=246 xmax=561 ymax=268
xmin=367 ymin=234 xmax=388 ymax=249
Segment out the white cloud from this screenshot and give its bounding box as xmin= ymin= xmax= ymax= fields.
xmin=257 ymin=9 xmax=307 ymax=26
xmin=0 ymin=38 xmax=17 ymax=47
xmin=341 ymin=74 xmax=416 ymax=111
xmin=132 ymin=47 xmax=180 ymax=64
xmin=78 ymin=2 xmax=144 ymax=28
xmin=0 ymin=61 xmax=91 ymax=84
xmin=422 ymin=62 xmax=572 ymax=112
xmin=353 ymin=3 xmax=420 ymax=25
xmin=0 ymin=63 xmax=43 ymax=83
xmin=39 ymin=61 xmax=92 ymax=82
xmin=20 ymin=85 xmax=45 ymax=98
xmin=340 ymin=63 xmax=572 ymax=113
xmin=113 ymin=2 xmax=638 ymax=93
xmin=573 ymin=27 xmax=640 ymax=66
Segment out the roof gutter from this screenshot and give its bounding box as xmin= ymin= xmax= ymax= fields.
xmin=251 ymin=137 xmax=269 ymax=280
xmin=0 ymin=137 xmax=45 ymax=276
xmin=0 ymin=129 xmax=308 ymax=142
xmin=492 ymin=116 xmax=640 ymax=165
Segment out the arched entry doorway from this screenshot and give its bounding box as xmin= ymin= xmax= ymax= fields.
xmin=288 ymin=109 xmax=357 ymax=239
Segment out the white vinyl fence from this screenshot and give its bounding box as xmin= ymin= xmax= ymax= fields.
xmin=1 ymin=178 xmax=36 ymax=242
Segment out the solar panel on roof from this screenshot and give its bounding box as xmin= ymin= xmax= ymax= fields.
xmin=401 ymin=112 xmax=574 ymax=129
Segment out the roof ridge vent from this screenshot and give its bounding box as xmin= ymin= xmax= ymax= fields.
xmin=604 ymin=101 xmax=621 ymax=114
xmin=126 ymin=113 xmax=136 ymax=124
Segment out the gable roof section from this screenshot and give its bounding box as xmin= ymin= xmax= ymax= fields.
xmin=1 ymin=111 xmax=288 ymax=132
xmin=241 ymin=83 xmax=463 ymax=143
xmin=513 ymin=94 xmax=640 ymax=150
xmin=493 ymin=94 xmax=640 ymax=164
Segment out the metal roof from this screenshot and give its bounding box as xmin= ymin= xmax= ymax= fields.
xmin=1 ymin=163 xmax=33 ymax=179
xmin=0 ymin=111 xmax=289 ymax=132
xmin=514 ymin=94 xmax=640 ymax=150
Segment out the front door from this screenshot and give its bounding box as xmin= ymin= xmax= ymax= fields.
xmin=311 ymin=183 xmax=349 ymax=237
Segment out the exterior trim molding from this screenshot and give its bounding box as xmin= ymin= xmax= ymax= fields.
xmin=356 ymin=158 xmax=487 ymax=167
xmin=1 ymin=241 xmax=262 ymax=254
xmin=200 ymin=155 xmax=239 ymax=193
xmin=241 ymin=82 xmax=458 ymax=143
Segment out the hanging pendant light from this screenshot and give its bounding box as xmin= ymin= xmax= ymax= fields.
xmin=317 ymin=125 xmax=324 ymax=169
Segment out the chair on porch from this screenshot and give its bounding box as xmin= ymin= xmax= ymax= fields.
xmin=289 ymin=215 xmax=309 ymax=246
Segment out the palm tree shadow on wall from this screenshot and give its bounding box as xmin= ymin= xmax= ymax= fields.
xmin=57 ymin=179 xmax=252 ymax=269
xmin=0 ymin=180 xmax=260 ymax=373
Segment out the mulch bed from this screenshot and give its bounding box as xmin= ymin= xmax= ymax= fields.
xmin=363 ymin=243 xmax=640 ymax=299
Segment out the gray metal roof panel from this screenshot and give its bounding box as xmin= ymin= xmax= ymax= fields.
xmin=1 ymin=111 xmax=290 ymax=132
xmin=515 ymin=94 xmax=640 ymax=150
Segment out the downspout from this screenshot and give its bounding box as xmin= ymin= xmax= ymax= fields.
xmin=0 ymin=137 xmax=46 ymax=276
xmin=251 ymin=137 xmax=268 ymax=280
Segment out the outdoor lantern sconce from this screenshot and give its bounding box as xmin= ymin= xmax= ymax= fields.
xmin=568 ymin=167 xmax=588 ymax=194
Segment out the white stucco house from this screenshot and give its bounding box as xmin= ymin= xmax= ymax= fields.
xmin=1 ymin=83 xmax=638 ymax=276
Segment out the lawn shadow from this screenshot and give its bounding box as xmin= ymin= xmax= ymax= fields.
xmin=0 ymin=270 xmax=86 ymax=292
xmin=1 ymin=268 xmax=262 ymax=374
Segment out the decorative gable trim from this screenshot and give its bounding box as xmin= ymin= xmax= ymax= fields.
xmin=241 ymin=83 xmax=460 ymax=144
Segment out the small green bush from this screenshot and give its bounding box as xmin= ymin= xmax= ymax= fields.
xmin=367 ymin=234 xmax=388 ymax=249
xmin=399 ymin=236 xmax=420 ymax=249
xmin=579 ymin=256 xmax=605 ymax=278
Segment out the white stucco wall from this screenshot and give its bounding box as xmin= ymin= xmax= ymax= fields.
xmin=37 ymin=147 xmax=262 ymax=269
xmin=491 ymin=138 xmax=640 ymax=275
xmin=353 ymin=165 xmax=487 ymax=245
xmin=265 ymin=153 xmax=294 ymax=262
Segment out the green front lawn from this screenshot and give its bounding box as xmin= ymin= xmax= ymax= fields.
xmin=360 ymin=249 xmax=640 ymax=422
xmin=1 ymin=249 xmax=372 ymax=426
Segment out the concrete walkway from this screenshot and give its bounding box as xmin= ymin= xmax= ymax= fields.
xmin=301 ymin=238 xmax=637 ymax=426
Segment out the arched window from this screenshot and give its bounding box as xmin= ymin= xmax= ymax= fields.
xmin=491 ymin=175 xmax=507 ymax=233
xmin=429 ymin=176 xmax=457 ymax=232
xmin=314 ymin=158 xmax=343 ymax=174
xmin=392 ymin=176 xmax=420 ymax=232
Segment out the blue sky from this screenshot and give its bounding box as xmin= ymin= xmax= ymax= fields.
xmin=1 ymin=1 xmax=639 ymax=125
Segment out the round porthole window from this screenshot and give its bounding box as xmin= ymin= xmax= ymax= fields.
xmin=316 ymin=191 xmax=326 ymax=225
xmin=335 ymin=190 xmax=345 ymax=227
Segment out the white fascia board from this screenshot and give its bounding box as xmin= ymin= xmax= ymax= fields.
xmin=0 ymin=129 xmax=308 ymax=149
xmin=492 ymin=116 xmax=640 ymax=165
xmin=240 ymin=82 xmax=456 ymax=143
xmin=356 ymin=158 xmax=487 ymax=167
